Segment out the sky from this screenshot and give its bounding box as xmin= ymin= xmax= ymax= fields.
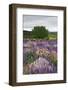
xmin=23 ymin=15 xmax=58 ymax=32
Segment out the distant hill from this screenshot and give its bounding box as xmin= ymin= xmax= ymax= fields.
xmin=23 ymin=30 xmax=57 ymax=39
xmin=23 ymin=30 xmax=32 ymax=38
xmin=48 ymin=32 xmax=57 ymax=40
xmin=49 ymin=32 xmax=57 ymax=35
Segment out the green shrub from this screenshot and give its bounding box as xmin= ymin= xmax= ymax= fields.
xmin=48 ymin=52 xmax=57 ymax=66
xmin=26 ymin=52 xmax=36 ymax=64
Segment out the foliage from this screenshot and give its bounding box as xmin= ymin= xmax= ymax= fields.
xmin=32 ymin=26 xmax=49 ymax=39
xmin=48 ymin=52 xmax=57 ymax=66
xmin=26 ymin=52 xmax=35 ymax=64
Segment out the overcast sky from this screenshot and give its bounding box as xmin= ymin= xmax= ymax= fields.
xmin=23 ymin=15 xmax=58 ymax=32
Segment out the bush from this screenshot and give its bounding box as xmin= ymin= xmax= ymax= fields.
xmin=48 ymin=51 xmax=57 ymax=66
xmin=25 ymin=52 xmax=36 ymax=64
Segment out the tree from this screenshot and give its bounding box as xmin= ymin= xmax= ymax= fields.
xmin=32 ymin=26 xmax=49 ymax=39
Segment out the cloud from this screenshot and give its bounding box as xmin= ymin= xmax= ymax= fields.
xmin=23 ymin=15 xmax=58 ymax=32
